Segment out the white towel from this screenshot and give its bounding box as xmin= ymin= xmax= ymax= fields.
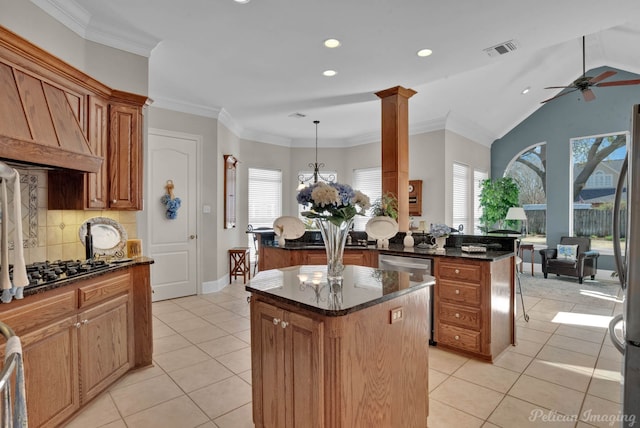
xmin=11 ymin=169 xmax=29 ymax=290
xmin=1 ymin=177 xmax=10 ymax=291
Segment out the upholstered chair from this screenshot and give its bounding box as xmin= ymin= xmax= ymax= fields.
xmin=539 ymin=236 xmax=600 ymax=284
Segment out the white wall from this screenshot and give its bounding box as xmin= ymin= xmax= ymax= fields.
xmin=444 ymin=130 xmax=491 ymax=233
xmin=0 ymin=0 xmax=148 ymax=95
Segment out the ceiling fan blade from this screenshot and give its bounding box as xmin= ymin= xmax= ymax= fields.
xmin=541 ymin=88 xmax=579 ymax=103
xmin=596 ymin=79 xmax=640 ymax=87
xmin=582 ymin=89 xmax=596 ymax=102
xmin=588 ymin=70 xmax=617 ymax=84
xmin=544 ymin=85 xmax=574 ymax=89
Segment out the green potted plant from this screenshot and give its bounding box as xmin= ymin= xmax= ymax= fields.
xmin=370 ymin=192 xmax=399 ymax=219
xmin=478 ymin=177 xmax=520 ymax=233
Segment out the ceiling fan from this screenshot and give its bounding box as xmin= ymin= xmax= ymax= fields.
xmin=541 ymin=36 xmax=640 ymax=103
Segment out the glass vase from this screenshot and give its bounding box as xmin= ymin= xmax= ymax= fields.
xmin=316 ymin=217 xmax=353 ymax=281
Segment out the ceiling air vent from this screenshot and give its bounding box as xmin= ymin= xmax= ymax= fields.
xmin=483 ymin=40 xmax=519 ymax=57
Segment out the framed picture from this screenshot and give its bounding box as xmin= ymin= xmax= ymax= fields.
xmin=409 ymin=179 xmax=422 ymax=216
xmin=224 ymin=154 xmax=238 ymax=229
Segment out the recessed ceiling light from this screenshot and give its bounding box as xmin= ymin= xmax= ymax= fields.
xmin=416 ymin=48 xmax=433 ymax=57
xmin=521 ymin=87 xmax=531 ymax=95
xmin=323 ymin=70 xmax=337 ymax=77
xmin=234 ymin=0 xmax=250 ymax=3
xmin=324 ymin=38 xmax=341 ymax=48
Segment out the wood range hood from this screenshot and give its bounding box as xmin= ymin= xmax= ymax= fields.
xmin=0 ymin=26 xmax=142 ymax=174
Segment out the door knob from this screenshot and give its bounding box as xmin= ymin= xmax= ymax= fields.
xmin=189 ymin=235 xmax=197 ymax=239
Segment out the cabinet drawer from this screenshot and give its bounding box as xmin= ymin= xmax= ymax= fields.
xmin=438 ymin=262 xmax=482 ymax=283
xmin=438 ymin=302 xmax=481 ymax=330
xmin=0 ymin=290 xmax=76 ymax=335
xmin=437 ymin=323 xmax=481 ymax=353
xmin=438 ymin=280 xmax=481 ymax=306
xmin=78 ymin=272 xmax=130 ymax=308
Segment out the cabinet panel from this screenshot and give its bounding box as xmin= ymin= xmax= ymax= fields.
xmin=437 ymin=323 xmax=481 ymax=353
xmin=109 ymin=103 xmax=142 ymax=210
xmin=285 ymin=311 xmax=324 ymax=428
xmin=438 ymin=301 xmax=481 ymax=330
xmin=21 ymin=316 xmax=79 ymax=428
xmin=78 ymin=271 xmax=130 ymax=308
xmin=438 ymin=262 xmax=482 ymax=283
xmin=86 ymin=95 xmax=109 ymax=209
xmin=79 ymin=293 xmax=133 ymax=402
xmin=437 ymin=280 xmax=481 ymax=306
xmin=252 ymin=301 xmax=286 ymax=427
xmin=0 ymin=290 xmax=76 ymax=335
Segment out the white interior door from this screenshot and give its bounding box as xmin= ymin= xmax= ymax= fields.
xmin=147 ymin=130 xmax=199 ymax=301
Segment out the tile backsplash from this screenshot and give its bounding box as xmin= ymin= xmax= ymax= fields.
xmin=11 ymin=168 xmax=138 ymax=264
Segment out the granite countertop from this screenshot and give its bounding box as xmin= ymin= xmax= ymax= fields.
xmin=245 ymin=265 xmax=435 ymax=317
xmin=21 ymin=257 xmax=154 ymax=297
xmin=263 ymin=240 xmax=514 ymax=261
xmin=377 ymin=244 xmax=515 ymax=261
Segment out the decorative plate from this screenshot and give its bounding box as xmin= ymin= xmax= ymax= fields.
xmin=273 ymin=216 xmax=306 ymax=239
xmin=79 ymin=217 xmax=128 ymax=257
xmin=365 ymin=216 xmax=399 ymax=240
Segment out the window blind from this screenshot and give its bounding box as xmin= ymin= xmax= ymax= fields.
xmin=248 ymin=168 xmax=282 ymax=228
xmin=452 ymin=162 xmax=469 ymax=233
xmin=473 ymin=169 xmax=488 ymax=234
xmin=353 ymin=167 xmax=381 ymax=231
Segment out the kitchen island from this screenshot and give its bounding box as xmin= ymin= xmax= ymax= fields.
xmin=246 ymin=265 xmax=435 ymax=428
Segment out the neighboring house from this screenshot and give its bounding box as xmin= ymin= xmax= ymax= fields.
xmin=574 ymin=159 xmax=625 ymax=205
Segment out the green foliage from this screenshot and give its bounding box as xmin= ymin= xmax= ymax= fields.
xmin=370 ymin=192 xmax=399 ymax=220
xmin=479 ymin=177 xmax=520 ymax=233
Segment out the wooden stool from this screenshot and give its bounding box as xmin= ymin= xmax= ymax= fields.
xmin=229 ymin=247 xmax=251 ymax=284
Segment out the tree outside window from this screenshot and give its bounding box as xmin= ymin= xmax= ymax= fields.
xmin=571 ymin=133 xmax=627 ymax=255
xmin=505 ymin=143 xmax=547 ymax=242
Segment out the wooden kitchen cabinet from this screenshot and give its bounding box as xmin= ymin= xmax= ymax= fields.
xmin=249 ymin=279 xmax=430 ymax=428
xmin=0 ymin=265 xmax=151 ymax=428
xmin=260 ymin=247 xmax=377 ymax=272
xmin=108 ymin=102 xmax=143 ymax=210
xmin=48 ymin=97 xmax=146 ymax=210
xmin=434 ymin=257 xmax=514 ymax=361
xmin=85 ymin=95 xmax=109 ymax=209
xmin=252 ymin=300 xmax=324 ymax=428
xmin=20 ymin=315 xmax=80 ymax=428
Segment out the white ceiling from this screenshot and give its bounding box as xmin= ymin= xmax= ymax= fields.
xmin=32 ymin=0 xmax=640 ymax=147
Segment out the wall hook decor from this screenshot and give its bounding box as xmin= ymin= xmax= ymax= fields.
xmin=161 ymin=180 xmax=182 ymax=219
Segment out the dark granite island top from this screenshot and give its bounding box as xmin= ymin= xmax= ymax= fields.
xmin=245 ymin=264 xmax=435 ymax=316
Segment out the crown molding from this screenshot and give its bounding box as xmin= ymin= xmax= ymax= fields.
xmin=30 ymin=0 xmax=90 ymax=37
xmin=31 ymin=0 xmax=159 ymax=57
xmin=151 ymin=96 xmax=221 ymax=119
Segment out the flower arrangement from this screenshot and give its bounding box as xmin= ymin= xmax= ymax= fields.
xmin=161 ymin=180 xmax=181 ymax=220
xmin=297 ymin=182 xmax=370 ymax=226
xmin=370 ymin=192 xmax=398 ymax=220
xmin=430 ymin=223 xmax=451 ymax=238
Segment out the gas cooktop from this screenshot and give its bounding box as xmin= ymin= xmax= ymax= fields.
xmin=12 ymin=259 xmax=116 ymax=290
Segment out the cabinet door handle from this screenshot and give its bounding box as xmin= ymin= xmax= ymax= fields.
xmin=74 ymin=322 xmax=82 ymax=329
xmin=81 ymin=319 xmax=89 ymax=325
xmin=455 ymin=313 xmax=460 ymax=318
xmin=455 ymin=269 xmax=460 ymax=274
xmin=112 ymin=199 xmax=117 ymax=204
xmin=454 ymin=335 xmax=460 ymax=340
xmin=455 ymin=289 xmax=460 ymax=295
xmin=273 ymin=318 xmax=281 ymax=325
xmin=280 ymin=321 xmax=289 ymax=329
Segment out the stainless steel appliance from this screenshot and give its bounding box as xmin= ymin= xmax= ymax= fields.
xmin=378 ymin=253 xmax=435 ymax=344
xmin=610 ymin=104 xmax=640 ymax=427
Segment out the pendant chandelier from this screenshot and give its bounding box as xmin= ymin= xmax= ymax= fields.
xmin=298 ymin=120 xmax=335 ymax=186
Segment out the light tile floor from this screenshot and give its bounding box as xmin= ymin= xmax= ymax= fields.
xmin=64 ymin=276 xmax=625 ymax=428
